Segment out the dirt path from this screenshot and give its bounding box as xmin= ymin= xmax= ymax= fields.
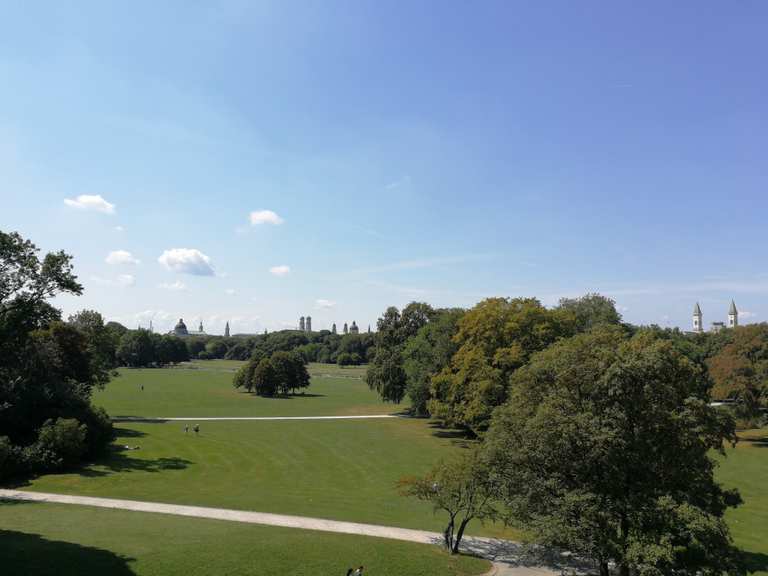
xmin=0 ymin=489 xmax=589 ymax=575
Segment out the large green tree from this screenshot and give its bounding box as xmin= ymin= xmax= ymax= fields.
xmin=402 ymin=308 xmax=465 ymax=416
xmin=707 ymin=323 xmax=768 ymax=422
xmin=0 ymin=230 xmax=113 ymax=478
xmin=429 ymin=297 xmax=569 ymax=433
xmin=556 ymin=292 xmax=622 ymax=332
xmin=484 ymin=326 xmax=743 ymax=576
xmin=366 ymin=302 xmax=435 ymax=403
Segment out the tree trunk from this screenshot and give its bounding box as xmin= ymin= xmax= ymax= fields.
xmin=619 ymin=563 xmax=630 ymax=576
xmin=599 ymin=561 xmax=610 ymax=576
xmin=443 ymin=517 xmax=455 ymax=552
xmin=451 ymin=517 xmax=472 ymax=554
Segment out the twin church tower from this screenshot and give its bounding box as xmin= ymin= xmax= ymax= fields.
xmin=692 ymin=300 xmax=738 ymax=333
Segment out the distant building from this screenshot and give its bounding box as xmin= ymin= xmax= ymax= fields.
xmin=343 ymin=322 xmax=348 ymax=335
xmin=306 ymin=316 xmax=312 ymax=332
xmin=692 ymin=301 xmax=738 ymax=333
xmin=349 ymin=321 xmax=359 ymax=334
xmin=171 ymin=318 xmax=207 ymax=337
xmin=299 ymin=316 xmax=305 ymax=331
xmin=332 ymin=323 xmax=337 ymax=334
xmin=224 ymin=321 xmax=230 ymax=338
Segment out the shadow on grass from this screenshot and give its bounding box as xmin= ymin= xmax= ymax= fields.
xmin=427 ymin=421 xmax=476 ymax=447
xmin=75 ymin=446 xmax=193 ymax=477
xmin=744 ymin=550 xmax=768 ymax=573
xmin=113 ymin=427 xmax=148 ymax=438
xmin=237 ymin=392 xmax=327 ymax=399
xmin=0 ymin=529 xmax=136 ymax=575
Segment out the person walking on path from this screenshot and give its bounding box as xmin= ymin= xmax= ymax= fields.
xmin=345 ymin=569 xmax=353 ymax=576
xmin=184 ymin=425 xmax=189 ymax=434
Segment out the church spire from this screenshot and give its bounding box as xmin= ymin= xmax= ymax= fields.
xmin=728 ymin=300 xmax=738 ymax=328
xmin=224 ymin=321 xmax=230 ymax=338
xmin=692 ymin=302 xmax=703 ymax=333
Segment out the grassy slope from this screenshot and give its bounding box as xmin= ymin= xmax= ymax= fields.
xmin=95 ymin=363 xmax=402 ymax=418
xmin=716 ymin=429 xmax=768 ymax=576
xmin=0 ymin=501 xmax=490 ymax=576
xmin=18 ymin=418 xmax=516 ymax=539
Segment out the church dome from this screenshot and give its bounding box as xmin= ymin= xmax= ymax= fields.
xmin=174 ymin=318 xmax=189 ymax=335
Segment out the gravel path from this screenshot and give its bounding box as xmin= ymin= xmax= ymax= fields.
xmin=111 ymin=414 xmax=400 ymax=422
xmin=0 ymin=489 xmax=590 ymax=575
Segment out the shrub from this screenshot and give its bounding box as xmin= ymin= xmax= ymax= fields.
xmin=32 ymin=418 xmax=88 ymax=471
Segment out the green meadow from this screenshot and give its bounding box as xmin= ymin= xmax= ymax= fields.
xmin=3 ymin=361 xmax=767 ymax=574
xmin=0 ymin=502 xmax=490 ymax=576
xmin=94 ymin=363 xmax=402 ymax=418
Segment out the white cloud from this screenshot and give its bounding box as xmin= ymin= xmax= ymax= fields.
xmin=158 ymin=281 xmax=188 ymax=291
xmin=114 ymin=225 xmax=125 ymax=232
xmin=249 ymin=210 xmax=284 ymax=226
xmin=225 ymin=288 xmax=236 ymax=295
xmin=64 ymin=194 xmax=116 ymax=214
xmin=740 ymin=310 xmax=756 ymax=320
xmin=91 ymin=274 xmax=134 ymax=287
xmin=105 ymin=250 xmax=140 ymax=265
xmin=315 ymin=299 xmax=336 ymax=309
xmin=269 ymin=265 xmax=290 ymax=277
xmin=158 ymin=248 xmax=215 ymax=276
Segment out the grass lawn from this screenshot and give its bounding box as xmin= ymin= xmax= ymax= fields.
xmin=95 ymin=363 xmax=400 ymax=418
xmin=17 ymin=418 xmax=516 ymax=540
xmin=716 ymin=428 xmax=768 ymax=576
xmin=0 ymin=501 xmax=490 ymax=576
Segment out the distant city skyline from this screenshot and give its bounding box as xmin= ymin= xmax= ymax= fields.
xmin=2 ymin=2 xmax=766 ymax=332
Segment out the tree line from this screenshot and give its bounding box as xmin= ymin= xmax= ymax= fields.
xmin=377 ymin=296 xmax=759 ymax=574
xmin=233 ymin=350 xmax=310 ymax=396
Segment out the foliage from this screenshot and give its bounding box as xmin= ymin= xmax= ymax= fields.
xmin=337 ymin=352 xmax=362 ymax=366
xmin=484 ymin=326 xmax=744 ymax=576
xmin=234 ymin=351 xmax=310 ymax=396
xmin=366 ymin=302 xmax=435 ymax=403
xmin=0 ymin=230 xmax=114 ymax=480
xmin=556 ymin=292 xmax=622 ymax=332
xmin=68 ymin=309 xmax=120 ymax=371
xmin=708 ymin=323 xmax=768 ymax=422
xmin=403 ymin=308 xmax=465 ymax=416
xmin=28 ymin=418 xmax=88 ymax=472
xmin=398 ymin=448 xmax=499 ymax=553
xmin=429 ymin=297 xmax=570 ymax=434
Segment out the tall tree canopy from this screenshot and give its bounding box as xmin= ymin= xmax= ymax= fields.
xmin=429 ymin=297 xmax=570 ymax=433
xmin=556 ymin=292 xmax=622 ymax=332
xmin=707 ymin=323 xmax=768 ymax=421
xmin=484 ymin=326 xmax=743 ymax=576
xmin=366 ymin=302 xmax=435 ymax=403
xmin=0 ymin=230 xmax=113 ymax=479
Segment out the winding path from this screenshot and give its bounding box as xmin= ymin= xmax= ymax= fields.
xmin=0 ymin=489 xmax=588 ymax=575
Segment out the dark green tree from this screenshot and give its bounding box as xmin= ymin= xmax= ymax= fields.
xmin=485 ymin=326 xmax=743 ymax=576
xmin=556 ymin=292 xmax=622 ymax=332
xmin=116 ymin=329 xmax=156 ymax=367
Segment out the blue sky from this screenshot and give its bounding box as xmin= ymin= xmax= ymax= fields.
xmin=2 ymin=1 xmax=766 ymax=334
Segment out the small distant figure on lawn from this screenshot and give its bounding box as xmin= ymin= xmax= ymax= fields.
xmin=346 ymin=569 xmax=353 ymax=576
xmin=140 ymin=384 xmax=144 ymax=391
xmin=184 ymin=424 xmax=189 ymax=434
xmin=354 ymin=566 xmax=364 ymax=576
xmin=193 ymin=424 xmax=200 ymax=435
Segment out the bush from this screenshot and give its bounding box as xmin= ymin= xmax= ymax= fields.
xmin=0 ymin=436 xmax=24 ymax=481
xmin=337 ymin=352 xmax=362 ymax=366
xmin=31 ymin=418 xmax=88 ymax=472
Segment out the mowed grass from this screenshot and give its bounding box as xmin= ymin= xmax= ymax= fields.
xmin=95 ymin=363 xmax=400 ymax=418
xmin=18 ymin=418 xmax=516 ymax=540
xmin=716 ymin=428 xmax=768 ymax=576
xmin=0 ymin=501 xmax=490 ymax=576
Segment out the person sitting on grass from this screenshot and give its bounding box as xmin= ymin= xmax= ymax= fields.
xmin=193 ymin=424 xmax=199 ymax=435
xmin=354 ymin=565 xmax=364 ymax=575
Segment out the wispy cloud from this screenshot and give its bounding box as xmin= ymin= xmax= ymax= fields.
xmin=158 ymin=281 xmax=188 ymax=291
xmin=158 ymin=248 xmax=215 ymax=276
xmin=250 ymin=210 xmax=284 ymax=226
xmin=106 ymin=250 xmax=140 ymax=265
xmin=356 ymin=254 xmax=495 ymax=275
xmin=315 ymin=298 xmax=336 ymax=309
xmin=384 ymin=175 xmax=411 ymax=190
xmin=64 ymin=194 xmax=115 ymax=214
xmin=270 ymin=265 xmax=290 ymax=277
xmin=91 ymin=274 xmax=135 ymax=287
xmin=225 ymin=288 xmax=236 ymax=295
xmin=114 ymin=225 xmax=125 ymax=232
